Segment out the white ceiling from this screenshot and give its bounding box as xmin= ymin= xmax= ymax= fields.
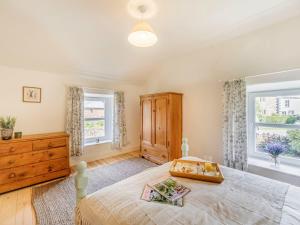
xmin=1 ymin=0 xmax=300 ymax=82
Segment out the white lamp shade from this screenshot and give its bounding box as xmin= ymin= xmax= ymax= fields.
xmin=128 ymin=21 xmax=157 ymax=47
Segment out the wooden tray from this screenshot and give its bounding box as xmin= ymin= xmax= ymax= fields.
xmin=169 ymin=159 xmax=224 ymax=183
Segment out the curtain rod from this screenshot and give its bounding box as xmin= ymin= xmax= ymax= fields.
xmin=81 ymin=87 xmax=116 ymax=92
xmin=219 ymin=68 xmax=300 ymax=83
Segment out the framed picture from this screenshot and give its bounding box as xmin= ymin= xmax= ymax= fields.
xmin=23 ymin=86 xmax=42 ymax=103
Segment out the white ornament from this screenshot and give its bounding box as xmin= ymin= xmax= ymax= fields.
xmin=181 ymin=138 xmax=189 ymax=157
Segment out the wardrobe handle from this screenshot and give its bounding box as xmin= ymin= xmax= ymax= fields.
xmin=48 ymin=166 xmax=53 ymax=172
xmin=8 ymin=160 xmax=15 ymax=165
xmin=9 ymin=172 xmax=16 ymax=178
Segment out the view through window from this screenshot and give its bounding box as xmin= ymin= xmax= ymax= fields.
xmin=249 ymin=90 xmax=300 ymax=164
xmin=84 ymin=93 xmax=113 ymax=145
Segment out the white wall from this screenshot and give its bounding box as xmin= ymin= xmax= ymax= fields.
xmin=145 ymin=16 xmax=300 ymax=164
xmin=0 ymin=65 xmax=144 ymax=164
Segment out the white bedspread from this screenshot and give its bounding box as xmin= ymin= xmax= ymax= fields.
xmin=76 ymin=157 xmax=300 ymax=225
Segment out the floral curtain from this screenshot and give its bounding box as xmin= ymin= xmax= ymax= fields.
xmin=112 ymin=91 xmax=127 ymax=149
xmin=223 ymin=79 xmax=247 ymax=171
xmin=66 ymin=87 xmax=84 ymax=157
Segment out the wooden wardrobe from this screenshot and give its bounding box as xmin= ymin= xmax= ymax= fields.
xmin=140 ymin=92 xmax=183 ymax=164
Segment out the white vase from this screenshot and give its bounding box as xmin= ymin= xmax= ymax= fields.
xmin=270 ymin=156 xmax=280 ymax=168
xmin=181 ymin=138 xmax=189 ymax=157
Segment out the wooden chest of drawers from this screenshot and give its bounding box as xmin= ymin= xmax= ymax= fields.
xmin=0 ymin=132 xmax=70 ymax=193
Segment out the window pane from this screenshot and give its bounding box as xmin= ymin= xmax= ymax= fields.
xmin=84 ymin=120 xmax=105 ymax=139
xmin=256 ymin=126 xmax=300 ymax=159
xmin=255 ymin=96 xmax=300 ymax=124
xmin=84 ymin=108 xmax=104 ymax=119
xmin=84 ymin=100 xmax=104 ymax=108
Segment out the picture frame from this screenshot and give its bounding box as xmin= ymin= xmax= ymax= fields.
xmin=23 ymin=86 xmax=42 ymax=103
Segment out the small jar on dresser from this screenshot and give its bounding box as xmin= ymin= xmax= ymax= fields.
xmin=0 ymin=132 xmax=70 ymax=193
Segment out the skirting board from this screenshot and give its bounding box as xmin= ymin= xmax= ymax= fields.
xmin=70 ymin=144 xmax=140 ymax=166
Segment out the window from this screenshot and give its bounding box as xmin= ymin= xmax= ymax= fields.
xmin=248 ymin=89 xmax=300 ymax=166
xmin=84 ymin=92 xmax=113 ymax=145
xmin=260 ymin=97 xmax=266 ymax=102
xmin=285 ymin=100 xmax=290 ymax=107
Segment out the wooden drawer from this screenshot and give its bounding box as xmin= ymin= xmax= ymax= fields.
xmin=48 ymin=147 xmax=68 ymax=160
xmin=0 ymin=158 xmax=69 ymax=185
xmin=48 ymin=158 xmax=68 ymax=172
xmin=0 ymin=142 xmax=32 ymax=156
xmin=0 ymin=147 xmax=68 ymax=170
xmin=0 ymin=169 xmax=70 ymax=193
xmin=142 ymin=154 xmax=167 ymax=165
xmin=33 ymin=137 xmax=67 ymax=150
xmin=141 ymin=145 xmax=168 ymax=164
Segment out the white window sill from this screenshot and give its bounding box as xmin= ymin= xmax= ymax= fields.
xmin=248 ymin=157 xmax=300 ymax=178
xmin=84 ymin=140 xmax=112 ymax=147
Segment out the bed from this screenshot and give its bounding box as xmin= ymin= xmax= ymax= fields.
xmin=75 ymin=157 xmax=300 ymax=225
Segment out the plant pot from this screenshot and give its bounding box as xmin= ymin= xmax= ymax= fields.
xmin=1 ymin=128 xmax=14 ymax=140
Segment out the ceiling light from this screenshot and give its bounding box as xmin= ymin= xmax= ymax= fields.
xmin=128 ymin=21 xmax=158 ymax=47
xmin=127 ymin=0 xmax=157 ymax=19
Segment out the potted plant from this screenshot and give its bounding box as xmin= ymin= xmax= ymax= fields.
xmin=263 ymin=142 xmax=286 ymax=168
xmin=0 ymin=116 xmax=16 ymax=140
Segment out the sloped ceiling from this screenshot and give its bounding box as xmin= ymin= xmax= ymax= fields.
xmin=0 ymin=0 xmax=300 ymax=82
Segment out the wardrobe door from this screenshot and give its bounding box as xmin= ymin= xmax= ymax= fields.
xmin=141 ymin=97 xmax=153 ymax=146
xmin=153 ymin=96 xmax=168 ymax=152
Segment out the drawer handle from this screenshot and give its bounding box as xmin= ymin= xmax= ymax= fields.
xmin=144 ymin=149 xmax=147 ymax=152
xmin=9 ymin=147 xmax=16 ymax=152
xmin=49 ymin=152 xmax=54 ymax=157
xmin=48 ymin=143 xmax=53 ymax=148
xmin=48 ymin=166 xmax=53 ymax=172
xmin=8 ymin=160 xmax=15 ymax=165
xmin=162 ymin=154 xmax=166 ymax=158
xmin=9 ymin=172 xmax=16 ymax=178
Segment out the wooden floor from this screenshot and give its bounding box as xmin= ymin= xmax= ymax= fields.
xmin=0 ymin=151 xmax=140 ymax=225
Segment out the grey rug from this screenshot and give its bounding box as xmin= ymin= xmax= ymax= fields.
xmin=32 ymin=157 xmax=157 ymax=225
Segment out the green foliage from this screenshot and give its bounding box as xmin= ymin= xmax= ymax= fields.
xmin=258 ymin=114 xmax=299 ymax=124
xmin=287 ymin=129 xmax=300 ymax=153
xmin=266 ymin=115 xmax=289 ymax=124
xmin=286 ymin=116 xmax=297 ymax=124
xmin=84 ymin=120 xmax=104 ymax=129
xmin=0 ymin=116 xmax=16 ymax=129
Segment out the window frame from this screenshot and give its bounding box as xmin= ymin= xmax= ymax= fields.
xmin=285 ymin=99 xmax=290 ymax=107
xmin=248 ymin=88 xmax=300 ymax=167
xmin=83 ymin=93 xmax=113 ymax=146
